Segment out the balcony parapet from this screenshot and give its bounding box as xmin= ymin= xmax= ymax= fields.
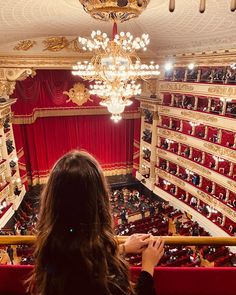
xmin=157 ymin=127 xmax=236 ymax=164
xmin=159 ymin=81 xmax=236 ymax=99
xmin=156 ymin=168 xmax=236 ymax=222
xmin=158 ymin=105 xmax=236 ymax=132
xmin=157 ymin=148 xmax=236 ymax=195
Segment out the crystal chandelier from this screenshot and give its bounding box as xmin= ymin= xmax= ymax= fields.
xmin=72 ymin=23 xmax=160 ymax=121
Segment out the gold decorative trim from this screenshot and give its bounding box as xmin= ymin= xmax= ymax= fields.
xmin=156 ymin=168 xmax=185 ymax=188
xmin=159 ymin=83 xmax=194 ymax=92
xmin=133 ymin=140 xmax=140 ymax=149
xmin=13 ymin=108 xmax=140 ymax=124
xmin=63 ymin=82 xmax=91 ymax=106
xmin=140 ymin=103 xmax=155 ymax=110
xmin=14 ymin=40 xmax=36 ymax=51
xmin=203 ymin=142 xmax=236 ymax=160
xmin=177 ymin=157 xmax=211 ymax=175
xmin=180 ymin=110 xmax=218 ymax=123
xmin=158 ymin=107 xmax=170 ymax=113
xmin=156 ymin=167 xmax=236 ymax=221
xmin=208 ymin=86 xmax=236 ymax=97
xmin=227 ymin=180 xmax=236 ymax=190
xmin=159 ymin=81 xmax=236 ymax=99
xmin=79 ymin=0 xmax=150 ymax=23
xmin=43 ymin=37 xmax=82 ymax=53
xmin=197 ymin=190 xmax=236 ymax=221
xmin=28 ymin=165 xmax=133 ymax=185
xmin=157 ymin=150 xmax=168 ymax=156
xmin=157 ymin=128 xmax=187 ymax=141
xmin=0 ymin=107 xmax=11 ymax=117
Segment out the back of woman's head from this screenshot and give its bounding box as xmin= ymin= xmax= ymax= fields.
xmin=30 ymin=150 xmax=131 ymax=295
xmin=39 ymin=150 xmax=110 ymax=234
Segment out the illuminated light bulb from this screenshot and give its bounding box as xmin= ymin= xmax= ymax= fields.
xmin=188 ymin=63 xmax=195 ymax=70
xmin=165 ymin=62 xmax=173 ymax=71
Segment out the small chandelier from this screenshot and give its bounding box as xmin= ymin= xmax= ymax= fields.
xmin=72 ymin=23 xmax=160 ymax=121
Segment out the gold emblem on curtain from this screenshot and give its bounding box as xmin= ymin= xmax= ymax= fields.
xmin=63 ymin=83 xmax=92 ymax=106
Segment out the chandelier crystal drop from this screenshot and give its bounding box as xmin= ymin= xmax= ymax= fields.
xmin=72 ymin=23 xmax=160 ymax=121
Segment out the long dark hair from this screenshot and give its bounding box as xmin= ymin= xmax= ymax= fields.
xmin=29 ymin=150 xmax=132 ymax=295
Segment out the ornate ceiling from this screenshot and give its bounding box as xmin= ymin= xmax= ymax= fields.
xmin=0 ymin=0 xmax=236 ymax=61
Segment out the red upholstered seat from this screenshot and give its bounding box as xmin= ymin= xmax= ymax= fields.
xmin=1 ymin=265 xmax=236 ymax=295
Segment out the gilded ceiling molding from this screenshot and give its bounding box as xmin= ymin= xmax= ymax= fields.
xmin=12 ymin=108 xmax=140 ymax=124
xmin=180 ymin=110 xmax=218 ymax=123
xmin=63 ymin=82 xmax=92 ymax=105
xmin=43 ymin=37 xmax=82 ymax=53
xmin=203 ymin=142 xmax=236 ymax=160
xmin=14 ymin=40 xmax=36 ymax=51
xmin=1 ymin=50 xmax=236 ymax=70
xmin=79 ymin=0 xmax=150 ymax=22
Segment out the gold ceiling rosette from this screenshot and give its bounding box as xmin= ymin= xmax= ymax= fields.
xmin=79 ymin=0 xmax=150 ymax=22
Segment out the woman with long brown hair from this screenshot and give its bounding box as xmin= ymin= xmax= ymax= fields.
xmin=29 ymin=150 xmax=164 ymax=295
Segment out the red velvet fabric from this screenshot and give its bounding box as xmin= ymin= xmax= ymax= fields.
xmin=0 ymin=265 xmax=235 ymax=295
xmin=11 ymin=70 xmax=140 ymax=183
xmin=13 ymin=116 xmax=135 ymax=183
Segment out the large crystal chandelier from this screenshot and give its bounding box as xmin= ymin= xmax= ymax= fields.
xmin=72 ymin=23 xmax=160 ymax=122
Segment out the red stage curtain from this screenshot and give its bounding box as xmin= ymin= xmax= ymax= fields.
xmin=11 ymin=70 xmax=140 ymax=185
xmin=13 ymin=116 xmax=135 ymax=185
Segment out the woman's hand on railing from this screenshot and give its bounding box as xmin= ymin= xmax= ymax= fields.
xmin=123 ymin=233 xmax=151 ymax=254
xmin=141 ymin=238 xmax=165 ymax=276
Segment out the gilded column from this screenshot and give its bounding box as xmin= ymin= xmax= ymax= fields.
xmin=215 ymin=158 xmax=219 ymax=170
xmin=170 ymin=94 xmax=175 ymax=106
xmin=212 ymin=182 xmax=216 ymax=194
xmin=229 ymin=162 xmax=234 ymax=177
xmin=199 ymin=176 xmax=203 ymax=188
xmin=185 ymin=192 xmax=189 ymax=202
xmin=204 ymin=126 xmax=208 ymax=139
xmin=180 ymin=120 xmax=183 ymax=132
xmin=207 ymin=98 xmax=212 ymax=112
xmin=221 ymin=99 xmax=227 ymax=115
xmin=201 ymin=152 xmax=206 ymax=165
xmin=217 ymin=129 xmax=222 ymax=144
xmin=189 ymin=147 xmax=193 ymax=159
xmin=166 ymin=160 xmax=170 ymax=172
xmin=176 ymin=165 xmax=180 ymax=175
xmin=182 ymin=95 xmax=186 ymax=108
xmin=233 ymin=134 xmax=236 ymax=149
xmin=225 ymin=189 xmax=230 ymax=202
xmin=175 ymin=186 xmax=178 ymax=196
xmin=194 ymin=96 xmax=198 ymax=110
xmin=191 ymin=124 xmax=196 ymax=136
xmin=177 ymin=143 xmax=181 ymax=155
xmin=150 ymin=111 xmax=158 ymax=181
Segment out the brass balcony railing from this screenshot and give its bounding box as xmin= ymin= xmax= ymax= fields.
xmin=0 ymin=235 xmax=236 ymax=246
